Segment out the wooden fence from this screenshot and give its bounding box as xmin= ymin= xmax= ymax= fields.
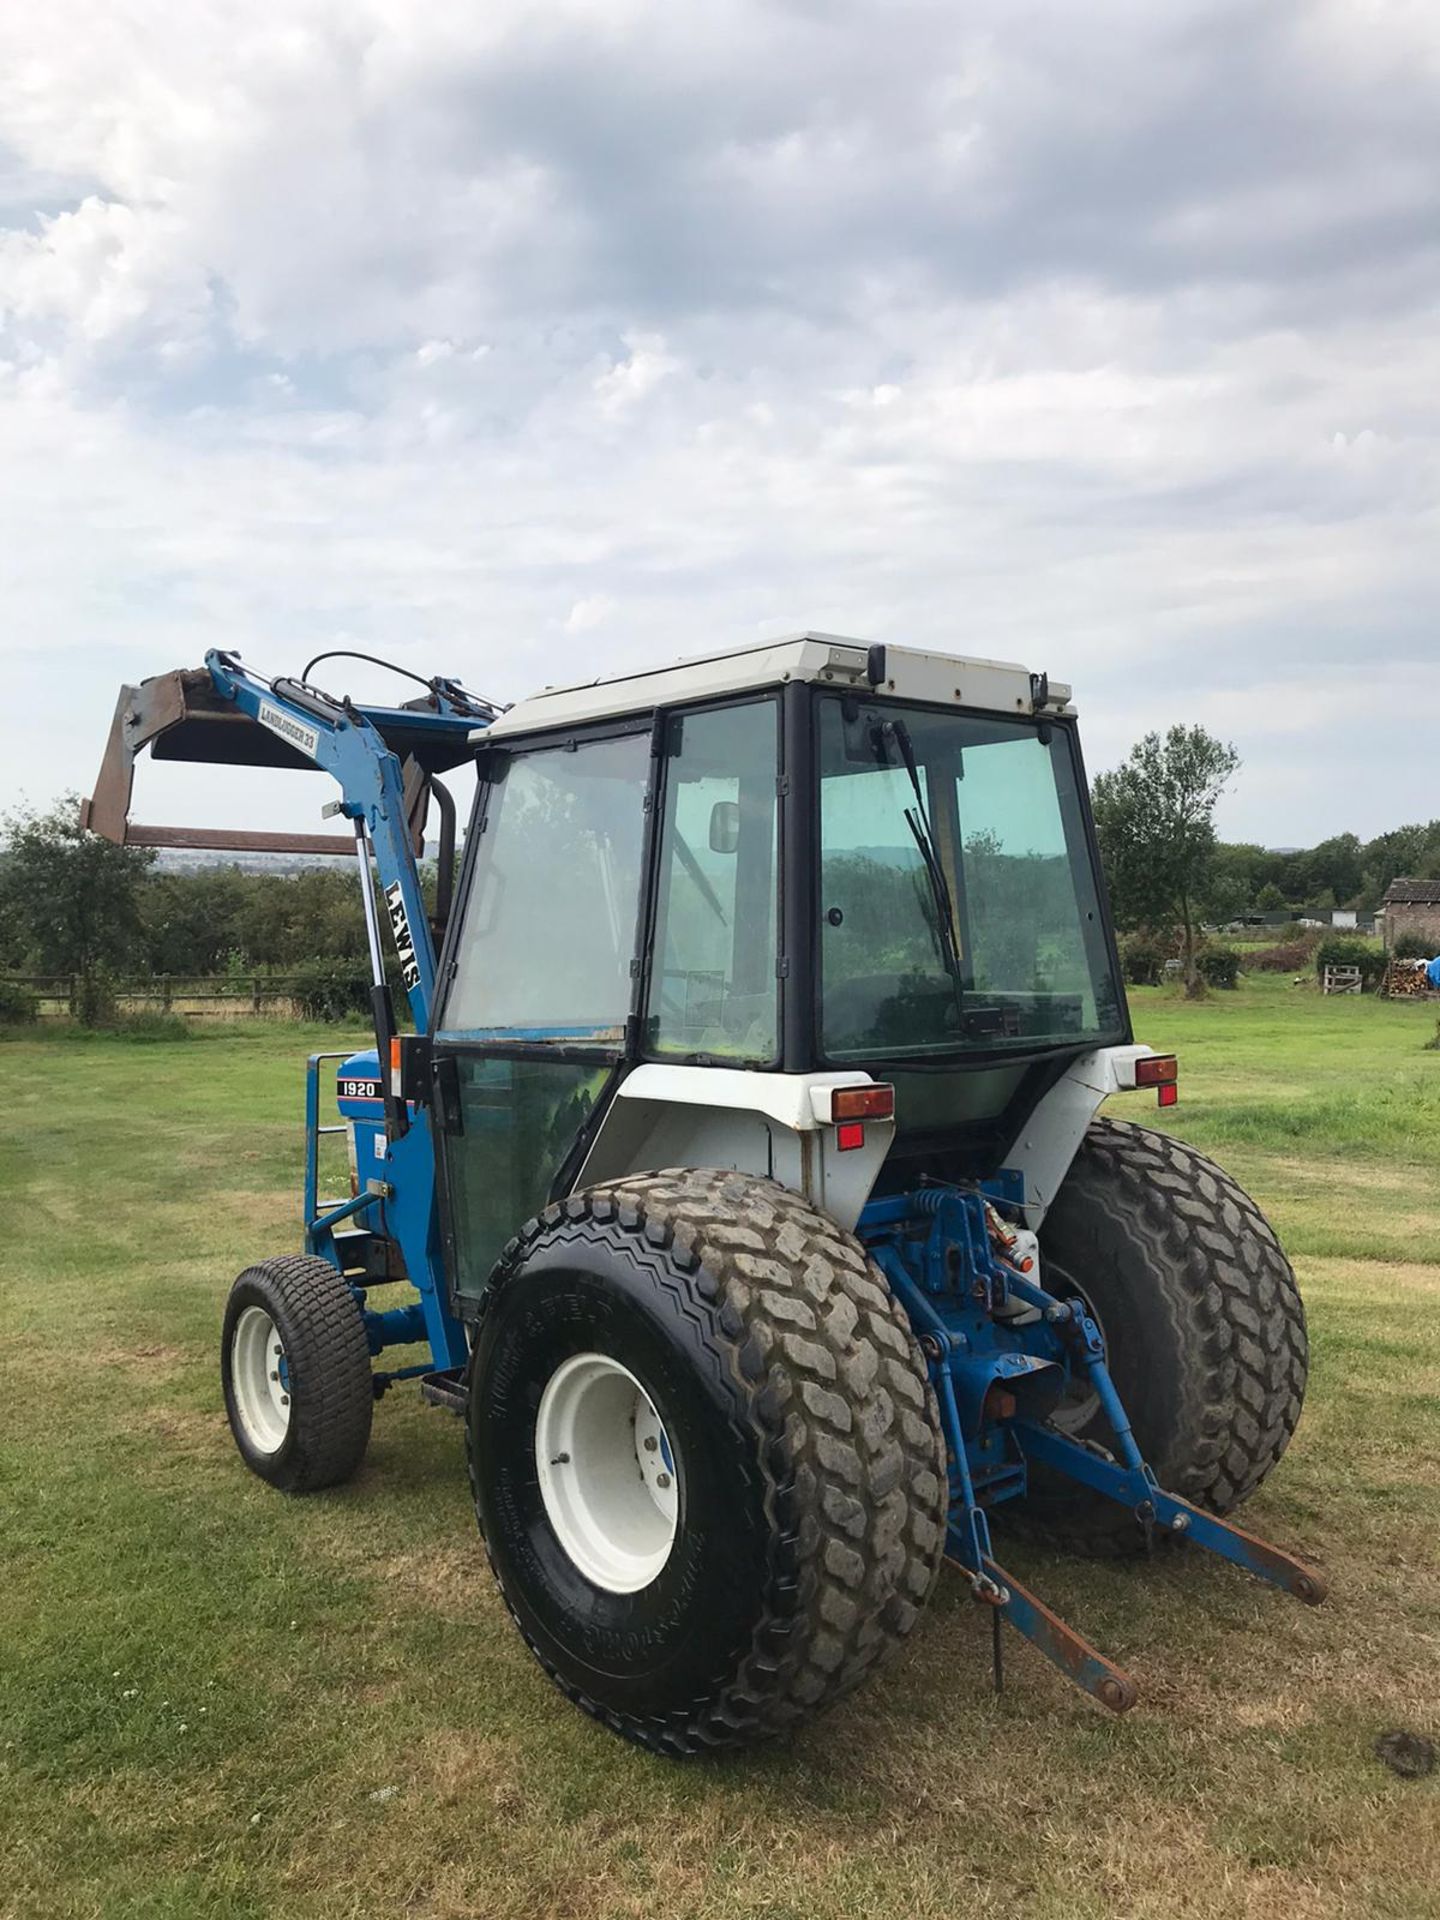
xmin=4 ymin=976 xmax=311 ymax=1020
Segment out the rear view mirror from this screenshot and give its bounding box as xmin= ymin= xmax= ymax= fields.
xmin=708 ymin=800 xmax=740 ymax=855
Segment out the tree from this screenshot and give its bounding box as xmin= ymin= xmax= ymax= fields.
xmin=1308 ymin=832 xmax=1365 ymax=906
xmin=0 ymin=795 xmax=155 ymax=1021
xmin=140 ymin=866 xmax=251 ymax=975
xmin=1361 ymin=821 xmax=1440 ymax=904
xmin=1209 ymin=840 xmax=1270 ymax=915
xmin=1091 ymin=726 xmax=1240 ymax=997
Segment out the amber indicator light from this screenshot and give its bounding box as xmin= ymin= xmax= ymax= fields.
xmin=1134 ymin=1055 xmax=1178 ymax=1087
xmin=831 ymin=1084 xmax=895 ymax=1121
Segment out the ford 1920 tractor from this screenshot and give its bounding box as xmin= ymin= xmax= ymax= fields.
xmin=86 ymin=634 xmax=1321 ymax=1753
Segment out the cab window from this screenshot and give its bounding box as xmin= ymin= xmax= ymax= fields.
xmin=442 ymin=731 xmax=650 ymax=1046
xmin=645 ymin=701 xmax=779 ymax=1061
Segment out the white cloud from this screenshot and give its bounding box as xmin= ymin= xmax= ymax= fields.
xmin=0 ymin=194 xmax=212 ymax=369
xmin=593 ymin=332 xmax=679 ymax=418
xmin=564 ymin=593 xmax=618 ymax=634
xmin=0 ymin=0 xmax=1437 ymax=844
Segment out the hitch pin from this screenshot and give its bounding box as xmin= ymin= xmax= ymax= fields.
xmin=970 ymin=1569 xmax=1010 ymax=1608
xmin=967 ymin=1569 xmax=1010 ymax=1698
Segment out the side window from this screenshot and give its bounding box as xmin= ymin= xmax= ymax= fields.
xmin=442 ymin=732 xmax=650 ymax=1044
xmin=646 ymin=701 xmax=779 ymax=1061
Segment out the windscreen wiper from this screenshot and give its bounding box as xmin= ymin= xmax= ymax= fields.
xmin=877 ymin=719 xmax=967 ymax=1015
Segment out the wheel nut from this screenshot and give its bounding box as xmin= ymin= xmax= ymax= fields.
xmin=656 ymin=1472 xmax=672 ymax=1490
xmin=280 ymin=1394 xmax=290 ymax=1406
xmin=643 ymin=1436 xmax=658 ymax=1452
xmin=270 ymin=1371 xmax=279 ymax=1382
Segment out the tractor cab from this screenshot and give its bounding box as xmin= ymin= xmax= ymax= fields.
xmin=427 ymin=635 xmax=1129 ymax=1299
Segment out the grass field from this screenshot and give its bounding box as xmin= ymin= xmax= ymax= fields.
xmin=2 ymin=977 xmax=1439 ymax=1919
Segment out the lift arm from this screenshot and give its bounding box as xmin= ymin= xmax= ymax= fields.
xmin=83 ymin=648 xmax=494 ymax=1031
xmin=85 ymin=648 xmax=495 ymax=1377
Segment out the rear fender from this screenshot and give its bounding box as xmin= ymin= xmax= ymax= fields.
xmin=573 ymin=1065 xmax=893 ymax=1232
xmin=1007 ymin=1045 xmax=1161 ymax=1227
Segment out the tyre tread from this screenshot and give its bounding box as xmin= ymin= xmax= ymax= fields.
xmin=467 ymin=1169 xmax=946 ymax=1756
xmin=224 ymin=1255 xmax=373 ymax=1493
xmin=1022 ymin=1117 xmax=1307 ymax=1556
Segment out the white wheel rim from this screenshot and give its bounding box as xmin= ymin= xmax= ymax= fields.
xmin=231 ymin=1306 xmax=292 ymax=1454
xmin=535 ymin=1353 xmax=679 ymax=1593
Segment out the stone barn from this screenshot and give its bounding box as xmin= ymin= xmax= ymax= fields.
xmin=1379 ymin=879 xmax=1440 ymax=951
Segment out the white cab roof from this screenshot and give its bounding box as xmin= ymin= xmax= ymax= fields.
xmin=479 ymin=632 xmax=1073 ymax=741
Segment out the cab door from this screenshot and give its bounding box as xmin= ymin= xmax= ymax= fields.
xmin=431 ymin=722 xmax=654 ymax=1306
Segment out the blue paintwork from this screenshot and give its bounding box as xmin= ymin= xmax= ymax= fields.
xmin=302 ymin=1050 xmax=324 ymax=1235
xmin=302 ymin=1048 xmax=468 ymax=1380
xmin=1012 ymin=1420 xmax=1326 ymax=1602
xmin=858 ymin=1180 xmax=1327 ymax=1699
xmin=203 ymin=653 xmax=475 ymax=1379
xmin=206 ymin=651 xmax=460 ymax=1031
xmin=362 ymin=1301 xmax=430 ymax=1356
xmin=980 ymin=1168 xmax=1026 ymax=1210
xmin=861 ymin=1186 xmax=1060 ymax=1585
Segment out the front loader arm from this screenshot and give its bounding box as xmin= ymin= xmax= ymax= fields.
xmin=205 ymin=654 xmax=441 ymax=1028
xmin=83 ymin=648 xmax=492 ymax=1033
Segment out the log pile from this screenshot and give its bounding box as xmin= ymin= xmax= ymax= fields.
xmin=1380 ymin=959 xmax=1439 ymax=999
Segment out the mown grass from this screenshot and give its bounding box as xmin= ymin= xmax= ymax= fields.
xmin=1 ymin=983 xmax=1438 ymax=1919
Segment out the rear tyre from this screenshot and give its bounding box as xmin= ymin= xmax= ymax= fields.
xmin=222 ymin=1255 xmax=373 ymax=1492
xmin=1013 ymin=1118 xmax=1308 ymax=1557
xmin=467 ymin=1169 xmax=947 ymax=1756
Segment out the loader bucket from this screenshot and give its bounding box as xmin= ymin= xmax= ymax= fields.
xmin=82 ymin=666 xmax=467 ymax=858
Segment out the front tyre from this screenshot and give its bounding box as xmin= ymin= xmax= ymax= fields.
xmin=222 ymin=1255 xmax=373 ymax=1492
xmin=468 ymin=1170 xmax=947 ymax=1756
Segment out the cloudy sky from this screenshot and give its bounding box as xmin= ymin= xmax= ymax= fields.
xmin=1 ymin=0 xmax=1436 ymax=846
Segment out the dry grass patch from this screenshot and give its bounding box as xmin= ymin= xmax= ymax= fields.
xmin=131 ymin=1403 xmax=231 ymax=1455
xmin=374 ymin=1541 xmax=497 ymax=1621
xmin=89 ymin=1339 xmax=191 ymax=1376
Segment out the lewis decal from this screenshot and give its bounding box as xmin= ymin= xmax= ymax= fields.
xmin=384 ymin=881 xmax=422 ymax=991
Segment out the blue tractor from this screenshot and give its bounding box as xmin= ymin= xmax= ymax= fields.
xmin=86 ymin=637 xmax=1324 ymax=1752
